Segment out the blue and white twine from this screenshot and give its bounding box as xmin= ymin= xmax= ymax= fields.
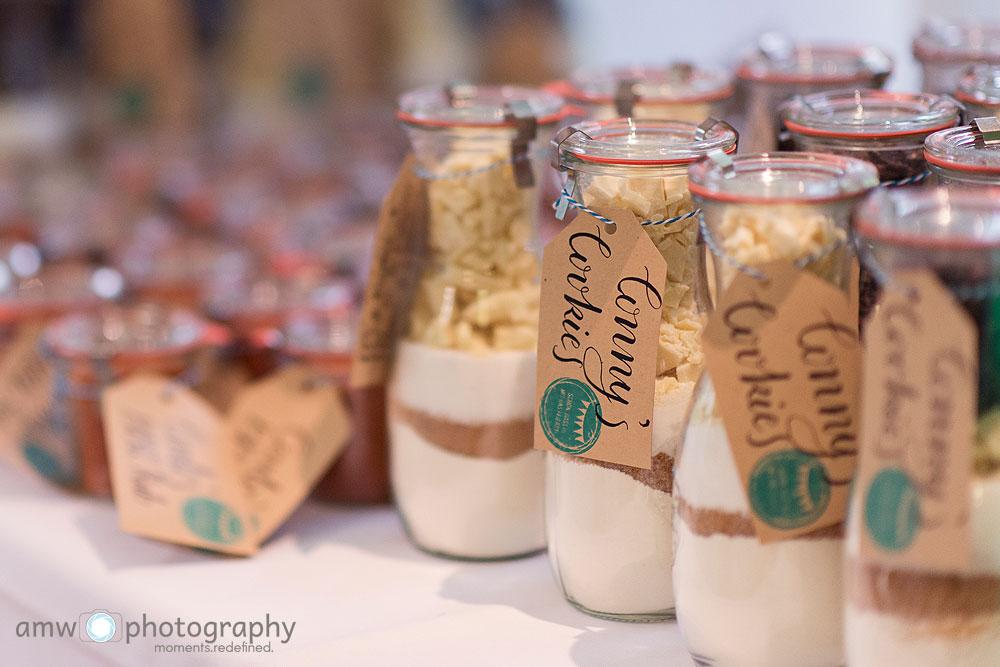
xmin=554 ymin=188 xmax=702 ymax=227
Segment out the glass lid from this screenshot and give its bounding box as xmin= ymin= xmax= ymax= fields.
xmin=781 ymin=89 xmax=961 ymax=138
xmin=913 ymin=20 xmax=1000 ymax=63
xmin=958 ymin=64 xmax=1000 ymax=107
xmin=738 ymin=35 xmax=892 ymax=84
xmin=688 ymin=151 xmax=879 ymax=204
xmin=556 ymin=118 xmax=738 ymax=169
xmin=856 ymin=186 xmax=1000 ymax=249
xmin=924 ymin=121 xmax=1000 ymax=173
xmin=565 ymin=63 xmax=732 ymax=104
xmin=397 ymin=84 xmax=567 ymax=127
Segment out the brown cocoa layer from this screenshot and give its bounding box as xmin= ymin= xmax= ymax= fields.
xmin=559 ymin=451 xmax=674 ymax=493
xmin=676 ymin=495 xmax=844 ymax=540
xmin=849 ymin=558 xmax=1000 ymax=634
xmin=390 ymin=400 xmax=532 ymax=460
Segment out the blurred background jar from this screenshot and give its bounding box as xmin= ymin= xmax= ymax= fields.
xmin=736 ymin=34 xmax=893 ymax=153
xmin=957 ymin=64 xmax=1000 ymax=120
xmin=925 ymin=118 xmax=1000 ymax=187
xmin=781 ymin=89 xmax=962 ymax=185
xmin=42 ymin=304 xmax=228 ymax=496
xmin=547 ymin=117 xmax=736 ymax=621
xmin=551 ymin=63 xmax=733 ymax=122
xmin=913 ymin=19 xmax=1000 ymax=94
xmin=275 ymin=304 xmax=389 ymax=504
xmin=674 ymin=152 xmax=878 ymax=667
xmin=847 ymin=187 xmax=1000 ymax=667
xmin=389 ymin=83 xmax=566 ymax=560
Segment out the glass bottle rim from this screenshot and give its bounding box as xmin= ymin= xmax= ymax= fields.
xmin=781 ymin=89 xmax=961 ymax=139
xmin=556 ymin=118 xmax=738 ymax=169
xmin=957 ymin=64 xmax=1000 ymax=107
xmin=856 ymin=186 xmax=1000 ymax=250
xmin=924 ymin=125 xmax=1000 ymax=174
xmin=561 ymin=63 xmax=733 ymax=105
xmin=397 ymin=84 xmax=568 ymax=129
xmin=687 ymin=151 xmax=879 ymax=204
xmin=913 ymin=20 xmax=1000 ymax=64
xmin=737 ymin=43 xmax=892 ymax=84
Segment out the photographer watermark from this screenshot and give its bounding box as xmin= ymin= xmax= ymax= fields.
xmin=15 ymin=610 xmax=296 ymax=648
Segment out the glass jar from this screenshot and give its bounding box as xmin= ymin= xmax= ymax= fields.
xmin=390 ymin=84 xmax=567 ymax=560
xmin=279 ymin=308 xmax=389 ymax=504
xmin=847 ymin=187 xmax=1000 ymax=667
xmin=914 ymin=20 xmax=1000 ymax=94
xmin=0 ymin=261 xmax=120 ymax=485
xmin=782 ymin=89 xmax=962 ymax=184
xmin=737 ymin=36 xmax=893 ymax=153
xmin=957 ymin=65 xmax=1000 ymax=121
xmin=42 ymin=304 xmax=227 ymax=496
xmin=674 ymin=152 xmax=879 ymax=666
xmin=925 ymin=120 xmax=1000 ymax=187
xmin=554 ymin=63 xmax=733 ymax=122
xmin=548 ymin=118 xmax=738 ymax=621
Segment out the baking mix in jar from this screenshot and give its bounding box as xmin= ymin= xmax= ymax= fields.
xmin=554 ymin=63 xmax=733 ymax=122
xmin=674 ymin=152 xmax=878 ymax=667
xmin=957 ymin=64 xmax=1000 ymax=121
xmin=737 ymin=35 xmax=892 ymax=153
xmin=545 ymin=118 xmax=737 ymax=621
xmin=782 ymin=89 xmax=961 ymax=185
xmin=925 ymin=118 xmax=1000 ymax=187
xmin=390 ymin=84 xmax=567 ymax=560
xmin=914 ymin=20 xmax=1000 ymax=95
xmin=278 ymin=308 xmax=388 ymax=504
xmin=847 ymin=187 xmax=1000 ymax=667
xmin=42 ymin=304 xmax=227 ymax=496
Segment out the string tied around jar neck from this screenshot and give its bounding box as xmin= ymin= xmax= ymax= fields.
xmin=698 ymin=210 xmax=850 ymax=283
xmin=552 ymin=187 xmax=702 ymax=228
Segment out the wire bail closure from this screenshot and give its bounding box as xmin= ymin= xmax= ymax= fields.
xmin=503 ymin=100 xmax=538 ymax=188
xmin=550 ymin=125 xmax=592 ymax=220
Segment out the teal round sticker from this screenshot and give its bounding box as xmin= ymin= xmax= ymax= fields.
xmin=748 ymin=450 xmax=831 ymax=530
xmin=182 ymin=498 xmax=243 ymax=545
xmin=22 ymin=442 xmax=73 ymax=485
xmin=865 ymin=468 xmax=920 ymax=551
xmin=539 ymin=377 xmax=601 ymax=455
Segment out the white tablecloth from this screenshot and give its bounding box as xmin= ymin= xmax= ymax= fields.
xmin=0 ymin=464 xmax=693 ymax=666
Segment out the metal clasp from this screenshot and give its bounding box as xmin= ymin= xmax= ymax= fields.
xmin=503 ymin=100 xmax=538 ymax=188
xmin=972 ymin=116 xmax=1000 ymax=147
xmin=614 ymin=78 xmax=639 ymax=117
xmin=549 ymin=125 xmax=592 ymax=220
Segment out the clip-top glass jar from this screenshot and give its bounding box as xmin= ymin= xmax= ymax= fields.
xmin=925 ymin=120 xmax=1000 ymax=187
xmin=846 ymin=187 xmax=1000 ymax=667
xmin=548 ymin=118 xmax=738 ymax=621
xmin=43 ymin=304 xmax=227 ymax=496
xmin=390 ymin=84 xmax=567 ymax=560
xmin=914 ymin=20 xmax=1000 ymax=94
xmin=737 ymin=36 xmax=892 ymax=154
xmin=674 ymin=152 xmax=878 ymax=666
xmin=277 ymin=306 xmax=389 ymax=505
xmin=782 ymin=89 xmax=962 ymax=184
xmin=957 ymin=65 xmax=1000 ymax=121
xmin=554 ymin=63 xmax=733 ymax=122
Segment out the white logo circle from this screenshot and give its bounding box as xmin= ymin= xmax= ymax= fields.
xmin=86 ymin=613 xmax=115 ymax=642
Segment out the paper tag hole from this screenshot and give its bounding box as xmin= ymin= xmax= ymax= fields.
xmin=604 ymin=223 xmax=617 ymax=235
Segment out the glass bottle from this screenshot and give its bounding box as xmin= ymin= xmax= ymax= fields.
xmin=548 ymin=117 xmax=738 ymax=621
xmin=957 ymin=65 xmax=1000 ymax=121
xmin=737 ymin=36 xmax=892 ymax=153
xmin=278 ymin=306 xmax=389 ymax=505
xmin=43 ymin=304 xmax=227 ymax=496
xmin=781 ymin=89 xmax=961 ymax=184
xmin=846 ymin=187 xmax=1000 ymax=667
xmin=554 ymin=63 xmax=733 ymax=123
xmin=390 ymin=84 xmax=567 ymax=560
xmin=913 ymin=20 xmax=1000 ymax=95
xmin=925 ymin=120 xmax=1000 ymax=187
xmin=674 ymin=152 xmax=878 ymax=666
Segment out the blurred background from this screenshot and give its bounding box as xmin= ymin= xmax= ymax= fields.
xmin=0 ymin=0 xmax=997 ymax=292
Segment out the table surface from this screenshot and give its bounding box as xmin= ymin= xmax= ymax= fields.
xmin=0 ymin=464 xmax=694 ymax=666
